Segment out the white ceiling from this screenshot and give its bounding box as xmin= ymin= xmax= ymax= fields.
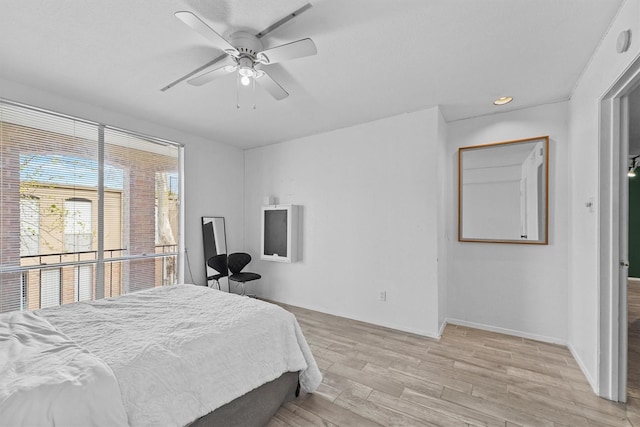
xmin=0 ymin=0 xmax=624 ymax=149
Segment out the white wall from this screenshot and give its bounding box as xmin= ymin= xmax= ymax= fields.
xmin=437 ymin=110 xmax=448 ymax=333
xmin=244 ymin=107 xmax=446 ymax=337
xmin=0 ymin=78 xmax=245 ymax=287
xmin=568 ymin=0 xmax=640 ymax=394
xmin=183 ymin=141 xmax=244 ymax=286
xmin=446 ymin=101 xmax=569 ymax=344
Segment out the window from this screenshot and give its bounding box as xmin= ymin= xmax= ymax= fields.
xmin=0 ymin=100 xmax=183 ymax=313
xmin=75 ymin=265 xmax=92 ymax=302
xmin=40 ymin=269 xmax=61 ymax=309
xmin=20 ymin=273 xmax=26 ymax=311
xmin=20 ymin=196 xmax=40 ymax=256
xmin=104 ymin=129 xmax=181 ymax=292
xmin=64 ymin=198 xmax=92 ymax=252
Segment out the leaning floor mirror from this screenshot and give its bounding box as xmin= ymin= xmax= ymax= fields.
xmin=458 ymin=136 xmax=549 ymax=244
xmin=202 ymin=216 xmax=229 ymax=291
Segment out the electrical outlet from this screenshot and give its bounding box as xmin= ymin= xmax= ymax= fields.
xmin=379 ymin=291 xmax=387 ymax=301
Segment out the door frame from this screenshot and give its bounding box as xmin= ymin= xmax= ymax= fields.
xmin=599 ymin=56 xmax=640 ymax=402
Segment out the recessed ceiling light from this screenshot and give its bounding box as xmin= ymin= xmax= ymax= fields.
xmin=494 ymin=96 xmax=513 ymax=106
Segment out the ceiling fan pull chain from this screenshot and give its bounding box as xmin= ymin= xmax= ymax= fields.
xmin=236 ymin=73 xmax=240 ymax=109
xmin=252 ymin=76 xmax=257 ymax=110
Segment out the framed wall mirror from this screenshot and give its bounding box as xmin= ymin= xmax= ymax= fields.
xmin=458 ymin=136 xmax=549 ymax=244
xmin=202 ymin=216 xmax=229 ymax=290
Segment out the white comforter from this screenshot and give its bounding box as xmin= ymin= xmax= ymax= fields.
xmin=39 ymin=284 xmax=322 ymax=427
xmin=0 ymin=310 xmax=129 ymax=427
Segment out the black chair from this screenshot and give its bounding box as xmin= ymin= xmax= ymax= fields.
xmin=227 ymin=252 xmax=261 ymax=296
xmin=207 ymin=254 xmax=228 ymax=290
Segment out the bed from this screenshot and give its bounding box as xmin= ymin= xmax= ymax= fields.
xmin=0 ymin=284 xmax=322 ymax=426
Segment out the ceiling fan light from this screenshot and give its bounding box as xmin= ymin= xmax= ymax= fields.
xmin=239 ymin=66 xmax=254 ymax=78
xmin=240 ymin=75 xmax=252 ymax=86
xmin=494 ymin=96 xmax=513 ymax=106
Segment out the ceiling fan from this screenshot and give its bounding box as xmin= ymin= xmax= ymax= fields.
xmin=165 ymin=5 xmax=317 ymax=101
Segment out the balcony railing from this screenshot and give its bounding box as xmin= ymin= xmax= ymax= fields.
xmin=9 ymin=245 xmax=178 ymax=311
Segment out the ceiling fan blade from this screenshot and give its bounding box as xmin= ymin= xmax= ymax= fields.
xmin=188 ymin=61 xmax=236 ymax=86
xmin=257 ymin=38 xmax=317 ymax=65
xmin=161 ymin=53 xmax=230 ymax=92
xmin=175 ymin=11 xmax=238 ymax=56
xmin=255 ymin=3 xmax=312 ymax=39
xmin=256 ymin=72 xmax=289 ymax=100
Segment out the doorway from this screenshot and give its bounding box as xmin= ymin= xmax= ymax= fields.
xmin=627 ymin=85 xmax=640 ymax=399
xmin=599 ymin=56 xmax=640 ymax=403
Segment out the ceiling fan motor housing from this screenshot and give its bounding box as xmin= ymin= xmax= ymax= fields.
xmin=229 ymin=31 xmax=263 ymax=60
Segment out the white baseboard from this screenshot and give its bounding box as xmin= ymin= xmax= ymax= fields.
xmin=438 ymin=320 xmax=447 ymax=338
xmin=263 ymin=298 xmax=441 ymax=339
xmin=369 ymin=318 xmax=441 ymax=340
xmin=567 ymin=342 xmax=598 ymax=394
xmin=629 ymin=277 xmax=640 ymax=284
xmin=445 ymin=317 xmax=566 ymax=346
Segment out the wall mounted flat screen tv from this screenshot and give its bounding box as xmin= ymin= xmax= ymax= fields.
xmin=263 ymin=209 xmax=287 ymax=257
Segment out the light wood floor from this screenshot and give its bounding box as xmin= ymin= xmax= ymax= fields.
xmin=629 ymin=281 xmax=640 ymax=400
xmin=267 ymin=302 xmax=640 ymax=427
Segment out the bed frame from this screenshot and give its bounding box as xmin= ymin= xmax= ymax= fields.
xmin=189 ymin=371 xmax=300 ymax=426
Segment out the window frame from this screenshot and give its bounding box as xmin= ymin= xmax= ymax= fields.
xmin=0 ymin=100 xmax=185 ymax=312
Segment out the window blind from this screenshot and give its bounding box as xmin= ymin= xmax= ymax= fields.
xmin=64 ymin=198 xmax=92 ymax=252
xmin=104 ymin=128 xmax=180 ymax=293
xmin=40 ymin=269 xmax=61 ymax=309
xmin=20 ymin=197 xmax=40 ymax=256
xmin=0 ymin=101 xmax=183 ymax=313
